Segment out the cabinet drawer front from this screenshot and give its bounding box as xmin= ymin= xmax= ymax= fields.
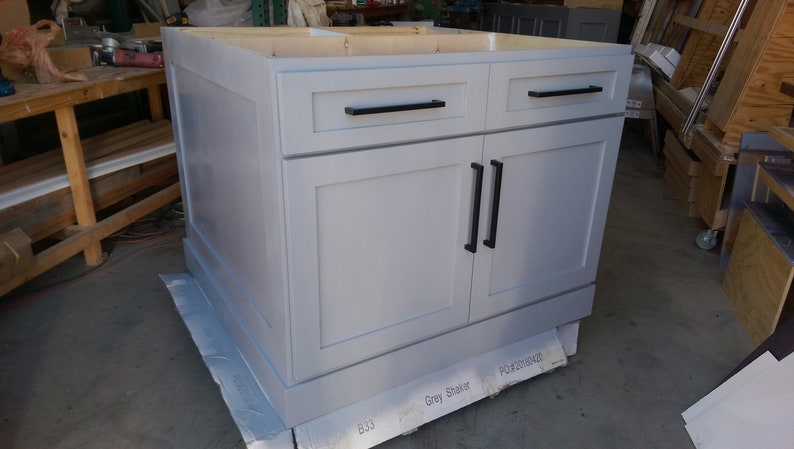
xmin=486 ymin=55 xmax=632 ymax=129
xmin=277 ymin=65 xmax=489 ymax=155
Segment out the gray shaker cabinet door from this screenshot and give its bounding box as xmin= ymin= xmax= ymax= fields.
xmin=470 ymin=116 xmax=623 ymax=321
xmin=284 ymin=136 xmax=483 ymax=381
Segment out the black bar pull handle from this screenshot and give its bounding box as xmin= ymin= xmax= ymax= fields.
xmin=483 ymin=159 xmax=503 ymax=249
xmin=465 ymin=162 xmax=484 ymax=254
xmin=345 ymin=99 xmax=446 ymax=116
xmin=527 ymin=85 xmax=603 ymax=98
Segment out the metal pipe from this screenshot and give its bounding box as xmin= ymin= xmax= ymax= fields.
xmin=681 ymin=0 xmax=752 ymax=137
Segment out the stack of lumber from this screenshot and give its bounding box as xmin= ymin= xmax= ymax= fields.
xmin=635 ymin=0 xmax=794 ymax=234
xmin=0 ymin=120 xmax=177 ymax=245
xmin=662 ymin=129 xmax=700 ymax=216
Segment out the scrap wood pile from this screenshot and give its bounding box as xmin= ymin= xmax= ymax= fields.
xmin=630 ymin=0 xmax=794 ymax=235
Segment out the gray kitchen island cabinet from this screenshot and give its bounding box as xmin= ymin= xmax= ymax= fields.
xmin=163 ymin=27 xmax=632 ymax=428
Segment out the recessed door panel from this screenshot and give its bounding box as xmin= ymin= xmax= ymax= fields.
xmin=471 ymin=117 xmax=622 ymax=320
xmin=284 ymin=136 xmax=483 ymax=381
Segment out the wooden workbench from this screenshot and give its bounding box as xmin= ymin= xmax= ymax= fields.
xmin=0 ymin=66 xmax=180 ymax=296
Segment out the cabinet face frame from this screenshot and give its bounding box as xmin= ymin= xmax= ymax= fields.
xmin=283 ymin=136 xmax=483 ymax=381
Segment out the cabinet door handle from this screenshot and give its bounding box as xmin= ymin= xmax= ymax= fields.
xmin=344 ymin=100 xmax=445 ymax=116
xmin=483 ymin=159 xmax=503 ymax=249
xmin=527 ymin=85 xmax=603 ymax=98
xmin=465 ymin=162 xmax=484 ymax=254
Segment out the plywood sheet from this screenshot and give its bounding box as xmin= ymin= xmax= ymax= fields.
xmin=716 ymin=104 xmax=794 ymax=147
xmin=723 ymin=208 xmax=794 ymax=345
xmin=770 ymin=126 xmax=794 ymax=152
xmin=671 ymin=0 xmax=740 ymax=90
xmin=707 ymin=1 xmax=793 ymax=131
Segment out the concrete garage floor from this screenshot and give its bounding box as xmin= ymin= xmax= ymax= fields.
xmin=0 ymin=125 xmax=754 ymax=449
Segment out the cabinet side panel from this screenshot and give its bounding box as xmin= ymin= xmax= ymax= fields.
xmin=170 ymin=64 xmax=289 ymax=380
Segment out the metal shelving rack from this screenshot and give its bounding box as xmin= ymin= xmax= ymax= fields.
xmin=252 ymin=0 xmax=288 ymax=26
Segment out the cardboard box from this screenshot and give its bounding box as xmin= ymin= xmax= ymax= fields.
xmin=0 ymin=0 xmax=30 ymax=33
xmin=47 ymin=46 xmax=94 ymax=71
xmin=0 ymin=0 xmax=32 ymax=80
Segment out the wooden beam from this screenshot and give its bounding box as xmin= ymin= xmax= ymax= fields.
xmin=780 ymin=81 xmax=794 ymax=98
xmin=148 ymin=85 xmax=165 ymax=121
xmin=707 ymin=0 xmax=792 ymax=132
xmin=631 ymin=0 xmax=659 ymax=48
xmin=758 ymin=164 xmax=794 ymax=212
xmin=0 ymin=183 xmax=181 ymax=297
xmin=770 ymin=126 xmax=794 ymax=153
xmin=54 ymin=106 xmax=104 ymax=266
xmin=0 ymin=67 xmax=166 ymax=123
xmin=673 ymin=14 xmax=729 ymax=37
xmin=0 ymin=156 xmax=177 ymax=243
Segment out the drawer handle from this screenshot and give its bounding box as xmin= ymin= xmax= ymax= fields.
xmin=344 ymin=100 xmax=446 ymax=116
xmin=465 ymin=162 xmax=484 ymax=254
xmin=483 ymin=159 xmax=503 ymax=249
xmin=527 ymin=85 xmax=603 ymax=98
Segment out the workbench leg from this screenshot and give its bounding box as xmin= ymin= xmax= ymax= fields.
xmin=55 ymin=106 xmax=104 ymax=266
xmin=148 ymin=85 xmax=164 ymax=122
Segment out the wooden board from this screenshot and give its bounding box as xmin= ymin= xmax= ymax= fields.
xmin=564 ymin=0 xmax=622 ymax=9
xmin=723 ymin=208 xmax=794 ymax=345
xmin=0 ymin=120 xmax=170 ymax=189
xmin=671 ymin=0 xmax=740 ymax=90
xmin=770 ymin=126 xmax=794 ymax=152
xmin=782 ymin=81 xmax=794 ymax=98
xmin=47 ymin=46 xmax=94 ymax=71
xmin=654 ymin=0 xmax=702 ymax=51
xmin=673 ymin=14 xmax=729 ymax=37
xmin=665 ymin=159 xmax=697 ymax=201
xmin=690 ymin=129 xmax=732 ymax=229
xmin=0 ymin=183 xmax=182 ymax=297
xmin=695 ymin=167 xmax=729 ymax=229
xmin=0 ymin=229 xmax=33 ymax=283
xmin=707 ymin=1 xmax=794 ymax=132
xmin=663 ymin=129 xmax=701 ymax=175
xmin=710 ymin=104 xmax=794 ymax=147
xmin=0 ymin=157 xmax=177 ymax=243
xmin=0 ymin=119 xmax=176 ymax=244
xmin=690 ymin=127 xmax=734 ymax=175
xmin=0 ymin=67 xmax=166 ymax=122
xmin=758 ymin=163 xmax=794 ymax=212
xmin=654 ymin=85 xmax=688 ymax=140
xmin=663 ymin=177 xmax=700 ymax=217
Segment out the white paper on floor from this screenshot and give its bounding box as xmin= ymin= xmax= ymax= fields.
xmin=682 ymin=351 xmax=794 ymax=449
